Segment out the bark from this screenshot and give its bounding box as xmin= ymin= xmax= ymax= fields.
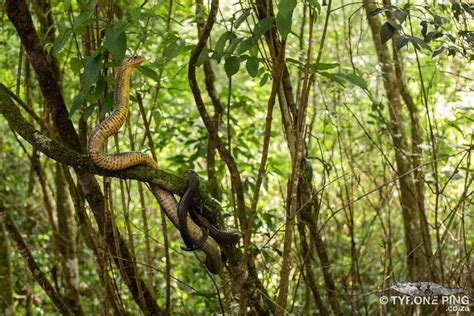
xmin=0 ymin=222 xmax=14 ymax=316
xmin=363 ymin=0 xmax=434 ymax=281
xmin=0 ymin=202 xmax=73 ymax=316
xmin=63 ymin=168 xmax=126 ymax=315
xmin=55 ymin=164 xmax=83 ymax=315
xmin=0 ymin=84 xmax=222 ymax=216
xmin=297 ymin=222 xmax=329 ymax=316
xmin=196 ymin=0 xmax=224 ymax=202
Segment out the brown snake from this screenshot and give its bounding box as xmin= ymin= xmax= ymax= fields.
xmin=88 ymin=56 xmax=222 ymax=273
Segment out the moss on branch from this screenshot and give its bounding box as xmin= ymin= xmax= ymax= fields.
xmin=0 ymin=83 xmax=223 ymax=218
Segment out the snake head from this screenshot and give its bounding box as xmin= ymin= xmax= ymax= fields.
xmin=122 ymin=55 xmax=145 ymax=68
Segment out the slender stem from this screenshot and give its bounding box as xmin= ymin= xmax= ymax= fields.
xmin=0 ymin=202 xmax=73 ymax=316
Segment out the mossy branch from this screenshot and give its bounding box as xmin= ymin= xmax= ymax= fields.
xmin=0 ymin=83 xmax=223 ymax=217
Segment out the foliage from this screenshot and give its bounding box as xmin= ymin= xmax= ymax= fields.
xmin=0 ymin=0 xmax=472 ymax=314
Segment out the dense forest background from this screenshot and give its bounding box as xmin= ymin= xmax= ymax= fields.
xmin=0 ymin=0 xmax=472 ymax=315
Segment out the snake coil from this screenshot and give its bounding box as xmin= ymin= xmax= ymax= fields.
xmin=88 ymin=56 xmax=225 ymax=273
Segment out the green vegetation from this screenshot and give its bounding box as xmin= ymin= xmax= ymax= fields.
xmin=0 ymin=0 xmax=472 ymax=314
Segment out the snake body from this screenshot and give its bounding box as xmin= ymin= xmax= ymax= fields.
xmin=178 ymin=170 xmax=209 ymax=251
xmin=179 ymin=171 xmax=241 ymax=247
xmin=88 ymin=56 xmax=222 ymax=273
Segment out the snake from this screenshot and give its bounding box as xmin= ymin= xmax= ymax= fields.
xmin=88 ymin=56 xmax=225 ymax=273
xmin=178 ymin=170 xmax=241 ymax=249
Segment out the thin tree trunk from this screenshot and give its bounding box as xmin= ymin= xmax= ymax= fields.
xmin=0 ymin=202 xmax=73 ymax=316
xmin=363 ymin=0 xmax=434 ymax=281
xmin=55 ymin=164 xmax=83 ymax=315
xmin=0 ymin=222 xmax=14 ymax=316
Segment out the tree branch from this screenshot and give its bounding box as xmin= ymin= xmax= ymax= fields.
xmin=0 ymin=201 xmax=73 ymax=316
xmin=0 ymin=83 xmax=224 ymax=218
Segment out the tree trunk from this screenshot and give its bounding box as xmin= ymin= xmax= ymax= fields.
xmin=55 ymin=164 xmax=83 ymax=315
xmin=363 ymin=0 xmax=435 ymax=282
xmin=0 ymin=222 xmax=14 ymax=316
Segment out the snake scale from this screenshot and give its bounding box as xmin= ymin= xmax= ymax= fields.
xmin=88 ymin=56 xmax=239 ymax=274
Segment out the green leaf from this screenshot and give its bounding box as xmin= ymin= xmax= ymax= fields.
xmin=225 ymin=37 xmax=243 ymax=55
xmin=84 ymin=0 xmax=97 ymax=11
xmin=432 ymin=46 xmax=445 ymax=58
xmin=214 ymin=31 xmax=233 ymax=53
xmin=196 ymin=47 xmax=209 ymax=66
xmin=408 ymin=36 xmax=431 ymax=50
xmin=94 ymin=78 xmax=106 ymax=98
xmin=70 ymin=57 xmax=83 ymax=75
xmin=425 ymin=31 xmax=443 ymax=43
xmin=129 ymin=7 xmax=143 ymax=23
xmin=246 ymin=57 xmax=259 ymax=78
xmin=152 ymin=110 xmax=161 ymax=127
xmin=279 ymin=0 xmax=297 ymax=13
xmin=64 ymin=0 xmax=71 ymax=11
xmin=82 ymin=51 xmax=102 ymax=91
xmin=306 ymin=0 xmax=321 ymax=12
xmin=254 ymin=17 xmax=274 ymax=40
xmin=276 ymin=12 xmax=292 ymax=39
xmin=335 ymin=73 xmax=367 ymax=89
xmin=224 ymin=56 xmax=240 ymax=77
xmin=260 ymin=73 xmax=271 ymax=86
xmin=387 ymin=19 xmax=402 ymax=31
xmin=99 ymin=92 xmax=114 ymax=119
xmin=461 ymin=3 xmax=474 ymax=17
xmin=420 ymin=21 xmax=428 ymax=38
xmin=164 ymin=37 xmax=186 ymax=59
xmin=276 ymin=0 xmax=297 ymax=39
xmin=104 ymin=21 xmax=127 ymax=60
xmin=236 ymin=38 xmax=255 ymax=54
xmin=395 ymin=36 xmax=409 ymax=49
xmin=210 ymin=51 xmax=224 ymax=63
xmin=367 ymin=5 xmax=398 ymax=17
xmin=69 ymin=91 xmax=86 ymax=118
xmin=234 ymin=9 xmax=252 ymax=29
xmin=380 ymin=22 xmax=395 ymax=44
xmin=138 ymin=65 xmax=160 ymax=82
xmin=53 ymin=27 xmax=71 ymax=55
xmin=311 ymin=62 xmax=340 ymax=71
xmin=286 ymin=58 xmax=304 ymax=69
xmin=393 ymin=9 xmax=408 ymax=23
xmin=73 ymin=11 xmax=92 ymax=34
xmin=82 ymin=104 xmax=96 ymax=121
xmin=319 ymin=72 xmax=345 ymax=86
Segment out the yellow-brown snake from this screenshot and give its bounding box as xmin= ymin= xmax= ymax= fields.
xmin=88 ymin=56 xmax=222 ymax=273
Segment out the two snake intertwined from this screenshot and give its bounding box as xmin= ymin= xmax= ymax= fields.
xmin=88 ymin=56 xmax=239 ymax=273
